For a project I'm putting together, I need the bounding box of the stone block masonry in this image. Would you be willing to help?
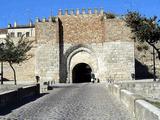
[37,8,135,82]
[108,83,160,120]
[59,14,104,43]
[35,21,58,44]
[32,8,134,83]
[117,81,160,100]
[1,8,135,83]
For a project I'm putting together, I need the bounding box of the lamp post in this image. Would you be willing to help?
[1,58,3,85]
[0,42,4,85]
[152,46,156,81]
[152,20,157,82]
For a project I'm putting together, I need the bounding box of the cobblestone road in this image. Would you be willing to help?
[1,83,135,120]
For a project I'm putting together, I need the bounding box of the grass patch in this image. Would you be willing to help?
[146,100,160,108]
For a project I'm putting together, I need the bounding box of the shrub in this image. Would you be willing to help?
[104,12,116,19]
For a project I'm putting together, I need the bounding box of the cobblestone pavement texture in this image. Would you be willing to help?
[1,83,135,120]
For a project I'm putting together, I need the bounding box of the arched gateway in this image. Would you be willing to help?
[66,47,98,83]
[1,9,135,83]
[72,63,92,83]
[34,9,135,84]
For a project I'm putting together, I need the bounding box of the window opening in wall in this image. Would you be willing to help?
[26,32,30,37]
[17,32,22,37]
[10,32,15,37]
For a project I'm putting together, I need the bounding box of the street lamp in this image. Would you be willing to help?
[152,46,156,82]
[152,20,157,82]
[0,42,4,85]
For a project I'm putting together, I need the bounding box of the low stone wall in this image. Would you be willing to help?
[120,89,143,116]
[135,100,160,120]
[0,90,17,108]
[0,84,25,93]
[108,83,160,120]
[117,81,160,99]
[0,84,40,108]
[109,84,121,99]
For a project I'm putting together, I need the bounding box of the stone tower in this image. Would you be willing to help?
[35,8,134,83]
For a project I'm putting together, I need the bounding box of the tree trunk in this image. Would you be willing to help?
[146,42,158,81]
[9,62,17,85]
[147,42,160,59]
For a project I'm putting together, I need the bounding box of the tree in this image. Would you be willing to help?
[0,35,33,85]
[125,11,160,81]
[104,12,116,19]
[136,44,149,63]
[124,11,160,58]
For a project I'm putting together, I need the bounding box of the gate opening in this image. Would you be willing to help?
[72,63,92,83]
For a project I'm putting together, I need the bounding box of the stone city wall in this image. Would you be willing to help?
[34,12,134,83]
[59,14,104,43]
[62,41,134,82]
[35,19,60,83]
[135,41,160,79]
[58,11,132,44]
[0,9,134,83]
[104,19,132,42]
[35,21,58,44]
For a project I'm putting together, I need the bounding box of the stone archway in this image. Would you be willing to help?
[67,47,98,83]
[72,63,92,83]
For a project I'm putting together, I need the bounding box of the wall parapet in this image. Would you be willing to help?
[58,8,104,16]
[35,17,58,23]
[0,84,40,108]
[108,83,160,120]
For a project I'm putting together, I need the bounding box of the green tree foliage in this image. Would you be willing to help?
[0,35,33,85]
[136,44,149,52]
[125,11,160,59]
[104,12,116,19]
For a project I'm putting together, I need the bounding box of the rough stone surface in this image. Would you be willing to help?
[1,83,135,120]
[62,42,134,82]
[135,41,160,79]
[104,19,132,42]
[35,44,59,82]
[1,11,135,83]
[135,100,160,120]
[35,22,58,44]
[59,14,104,43]
[35,13,134,83]
[118,81,160,100]
[109,82,160,120]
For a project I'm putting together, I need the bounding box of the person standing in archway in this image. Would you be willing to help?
[91,73,95,83]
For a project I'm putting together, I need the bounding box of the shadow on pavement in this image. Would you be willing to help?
[50,83,90,89]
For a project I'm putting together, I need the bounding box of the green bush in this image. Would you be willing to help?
[104,12,116,19]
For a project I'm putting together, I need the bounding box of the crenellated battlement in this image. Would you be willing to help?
[58,8,104,16]
[35,8,104,23]
[35,16,58,23]
[2,7,134,85]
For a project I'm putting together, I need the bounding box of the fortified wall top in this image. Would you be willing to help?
[57,8,105,43]
[58,8,104,16]
[34,8,104,22]
[35,8,132,44]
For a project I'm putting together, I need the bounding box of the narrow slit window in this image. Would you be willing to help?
[17,32,22,37]
[26,32,30,37]
[10,32,15,37]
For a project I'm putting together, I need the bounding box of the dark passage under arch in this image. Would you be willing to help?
[72,63,92,83]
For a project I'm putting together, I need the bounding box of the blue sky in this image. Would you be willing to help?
[0,0,160,28]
